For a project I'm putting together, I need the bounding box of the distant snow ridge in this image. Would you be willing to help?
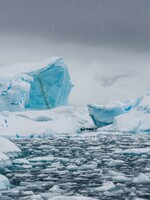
[88,91,150,133]
[0,57,72,111]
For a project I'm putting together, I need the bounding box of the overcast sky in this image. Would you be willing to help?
[0,0,150,63]
[0,0,150,50]
[0,0,150,105]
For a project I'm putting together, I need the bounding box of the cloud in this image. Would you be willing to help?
[0,0,150,50]
[0,0,150,105]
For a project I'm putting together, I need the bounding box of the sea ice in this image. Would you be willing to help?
[12,158,30,165]
[107,159,124,167]
[112,175,131,183]
[49,195,95,200]
[122,147,150,155]
[28,156,54,163]
[133,173,150,183]
[95,181,116,191]
[0,174,10,190]
[0,137,21,168]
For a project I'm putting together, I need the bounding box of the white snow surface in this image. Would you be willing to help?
[0,106,95,138]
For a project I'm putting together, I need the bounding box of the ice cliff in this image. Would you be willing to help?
[0,57,72,111]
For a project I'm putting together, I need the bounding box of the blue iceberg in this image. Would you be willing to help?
[88,92,150,133]
[88,98,141,128]
[0,57,72,111]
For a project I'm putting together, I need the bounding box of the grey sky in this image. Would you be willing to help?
[0,0,150,50]
[0,0,150,105]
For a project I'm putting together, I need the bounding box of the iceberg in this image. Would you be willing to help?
[0,57,72,111]
[93,92,150,133]
[88,98,140,128]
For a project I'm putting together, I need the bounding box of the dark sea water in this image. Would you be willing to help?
[1,133,150,200]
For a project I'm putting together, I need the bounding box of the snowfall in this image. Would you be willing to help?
[0,57,149,200]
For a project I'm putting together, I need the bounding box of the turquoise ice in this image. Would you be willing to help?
[0,57,72,111]
[88,97,142,128]
[26,58,72,109]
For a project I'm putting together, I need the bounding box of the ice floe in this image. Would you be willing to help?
[0,137,21,168]
[0,175,10,190]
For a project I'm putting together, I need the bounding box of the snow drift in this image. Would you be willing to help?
[0,57,72,111]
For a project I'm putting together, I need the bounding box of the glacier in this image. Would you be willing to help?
[0,57,72,111]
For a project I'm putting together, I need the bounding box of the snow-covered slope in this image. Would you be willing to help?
[0,57,72,111]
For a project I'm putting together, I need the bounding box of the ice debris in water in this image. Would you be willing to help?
[133,173,150,184]
[95,181,116,192]
[49,196,95,200]
[0,133,149,199]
